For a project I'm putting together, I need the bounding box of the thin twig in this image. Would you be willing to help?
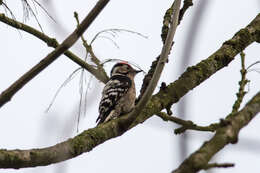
[89,28,148,66]
[45,67,82,112]
[90,28,148,45]
[178,0,193,24]
[156,112,218,134]
[21,0,44,32]
[203,163,235,170]
[0,0,110,108]
[247,60,260,70]
[1,1,16,20]
[231,52,249,115]
[31,0,56,22]
[74,11,107,76]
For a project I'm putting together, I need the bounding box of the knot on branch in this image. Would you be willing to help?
[219,119,238,144]
[225,126,238,144]
[160,82,167,90]
[46,38,58,47]
[219,118,231,127]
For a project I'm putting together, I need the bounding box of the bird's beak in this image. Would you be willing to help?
[134,70,142,74]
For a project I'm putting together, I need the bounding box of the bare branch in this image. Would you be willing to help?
[178,0,193,24]
[156,112,219,134]
[90,28,148,45]
[30,0,56,22]
[0,0,110,108]
[21,0,44,32]
[45,68,82,112]
[247,60,260,70]
[1,1,17,21]
[231,52,249,114]
[203,163,235,170]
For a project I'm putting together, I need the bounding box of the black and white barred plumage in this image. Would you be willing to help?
[96,62,141,124]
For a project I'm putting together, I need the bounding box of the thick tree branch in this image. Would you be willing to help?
[171,91,260,173]
[0,0,110,108]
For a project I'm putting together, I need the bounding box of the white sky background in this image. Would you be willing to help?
[0,0,260,173]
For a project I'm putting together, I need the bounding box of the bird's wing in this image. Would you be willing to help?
[96,75,132,124]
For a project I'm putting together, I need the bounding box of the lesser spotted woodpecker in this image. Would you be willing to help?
[96,62,141,124]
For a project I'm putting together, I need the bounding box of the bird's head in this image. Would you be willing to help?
[110,62,142,78]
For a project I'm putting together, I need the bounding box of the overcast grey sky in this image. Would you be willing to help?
[0,0,260,173]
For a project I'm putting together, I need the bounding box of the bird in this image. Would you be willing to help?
[96,62,141,124]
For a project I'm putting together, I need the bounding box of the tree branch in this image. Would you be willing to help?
[74,11,108,79]
[0,0,110,108]
[171,91,260,173]
[178,0,193,24]
[231,52,248,114]
[156,112,219,134]
[203,163,235,170]
[138,0,193,100]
